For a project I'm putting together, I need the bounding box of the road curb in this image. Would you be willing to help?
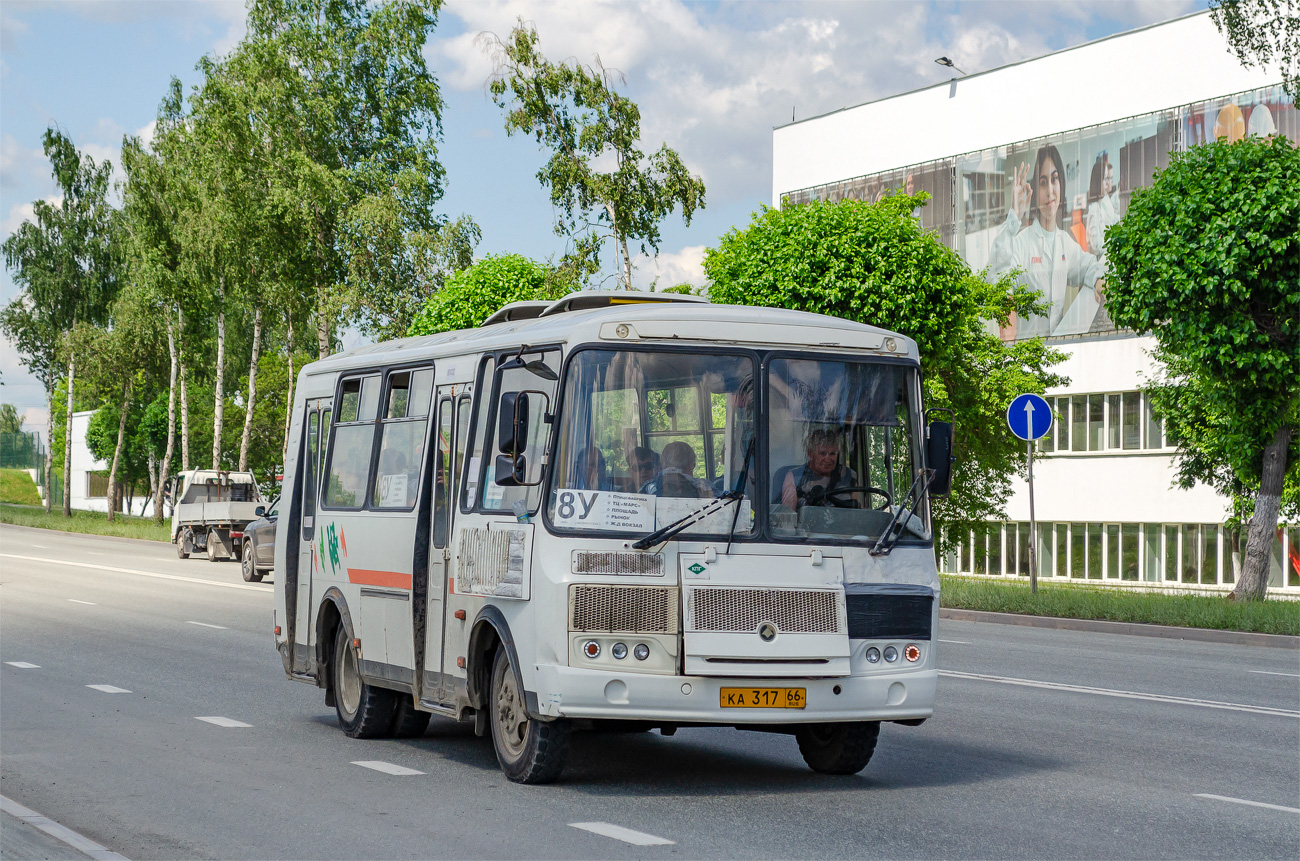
[0,520,170,547]
[939,608,1300,649]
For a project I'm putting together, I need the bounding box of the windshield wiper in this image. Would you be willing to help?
[869,468,935,557]
[631,491,743,551]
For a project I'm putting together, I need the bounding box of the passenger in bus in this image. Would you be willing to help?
[629,446,661,493]
[571,446,614,491]
[643,441,710,498]
[774,428,862,509]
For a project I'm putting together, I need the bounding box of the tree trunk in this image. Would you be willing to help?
[212,284,226,469]
[63,350,74,518]
[146,449,158,518]
[154,313,178,523]
[105,381,132,523]
[283,317,296,465]
[1233,425,1292,600]
[316,287,331,359]
[43,383,54,513]
[179,307,191,472]
[619,235,633,290]
[238,307,263,472]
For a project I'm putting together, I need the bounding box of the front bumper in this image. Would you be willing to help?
[532,663,936,723]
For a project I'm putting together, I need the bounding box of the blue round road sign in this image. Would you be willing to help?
[1007,393,1053,441]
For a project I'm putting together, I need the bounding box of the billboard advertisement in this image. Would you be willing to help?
[782,85,1298,342]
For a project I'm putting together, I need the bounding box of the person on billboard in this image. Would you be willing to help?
[990,143,1107,338]
[1086,154,1120,264]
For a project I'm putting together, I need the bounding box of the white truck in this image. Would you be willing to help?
[170,469,264,562]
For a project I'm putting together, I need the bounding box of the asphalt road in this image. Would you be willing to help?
[2,523,1297,860]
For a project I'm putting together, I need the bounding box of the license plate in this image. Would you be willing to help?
[719,687,806,709]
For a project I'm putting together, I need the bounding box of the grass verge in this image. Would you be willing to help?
[0,469,42,506]
[941,574,1299,637]
[0,503,170,543]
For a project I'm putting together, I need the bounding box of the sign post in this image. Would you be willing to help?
[1006,393,1053,594]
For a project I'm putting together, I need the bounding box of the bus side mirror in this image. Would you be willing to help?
[926,421,954,497]
[494,453,527,487]
[498,392,530,456]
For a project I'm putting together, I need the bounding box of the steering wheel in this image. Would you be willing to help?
[821,485,892,510]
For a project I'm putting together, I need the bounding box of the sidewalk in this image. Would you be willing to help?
[939,607,1300,649]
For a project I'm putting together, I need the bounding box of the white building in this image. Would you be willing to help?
[772,11,1298,592]
[68,410,155,517]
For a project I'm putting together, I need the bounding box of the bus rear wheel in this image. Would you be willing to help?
[332,626,397,738]
[489,647,569,784]
[795,721,880,775]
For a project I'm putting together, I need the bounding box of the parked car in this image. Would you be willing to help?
[241,496,279,583]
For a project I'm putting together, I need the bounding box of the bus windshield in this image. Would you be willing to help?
[549,349,756,538]
[767,357,925,543]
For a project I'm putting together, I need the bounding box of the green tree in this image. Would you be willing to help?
[2,129,122,516]
[0,403,22,435]
[407,254,576,336]
[1105,135,1299,600]
[1211,0,1300,101]
[702,194,1066,542]
[483,21,706,289]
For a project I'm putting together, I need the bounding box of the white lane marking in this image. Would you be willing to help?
[938,639,971,644]
[352,760,425,776]
[186,621,227,629]
[5,661,40,669]
[0,794,129,861]
[86,685,131,694]
[1249,670,1300,678]
[196,716,252,727]
[0,553,272,592]
[68,598,97,605]
[1194,793,1300,814]
[940,670,1300,718]
[570,822,675,846]
[29,544,47,548]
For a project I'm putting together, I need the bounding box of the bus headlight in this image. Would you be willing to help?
[633,643,650,661]
[883,646,899,663]
[611,642,628,660]
[866,647,881,663]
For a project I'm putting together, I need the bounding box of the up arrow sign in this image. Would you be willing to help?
[1007,393,1052,442]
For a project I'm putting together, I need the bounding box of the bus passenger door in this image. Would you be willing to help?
[295,400,329,674]
[424,390,460,702]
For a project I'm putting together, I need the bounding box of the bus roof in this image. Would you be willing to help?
[307,299,918,378]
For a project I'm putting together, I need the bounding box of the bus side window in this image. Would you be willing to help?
[462,357,495,511]
[432,396,453,547]
[323,375,381,509]
[371,368,433,510]
[301,409,319,540]
[482,349,560,514]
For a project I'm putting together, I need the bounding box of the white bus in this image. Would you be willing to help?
[274,292,953,783]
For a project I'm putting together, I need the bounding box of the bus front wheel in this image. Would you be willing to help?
[332,626,396,738]
[795,721,880,775]
[489,647,569,784]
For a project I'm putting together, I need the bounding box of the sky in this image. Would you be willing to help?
[0,0,1201,429]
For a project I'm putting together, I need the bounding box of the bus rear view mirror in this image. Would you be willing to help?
[926,421,954,497]
[498,392,530,455]
[494,453,528,487]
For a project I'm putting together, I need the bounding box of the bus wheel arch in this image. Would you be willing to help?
[315,589,356,704]
[467,607,537,720]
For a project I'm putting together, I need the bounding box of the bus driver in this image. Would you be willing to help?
[775,428,862,509]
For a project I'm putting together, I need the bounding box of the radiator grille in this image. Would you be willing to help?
[569,585,678,634]
[689,587,842,634]
[572,551,665,576]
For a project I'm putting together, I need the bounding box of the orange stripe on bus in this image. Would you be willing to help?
[348,568,412,590]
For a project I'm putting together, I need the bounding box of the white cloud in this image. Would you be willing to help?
[2,195,59,235]
[633,243,707,290]
[435,1,1189,209]
[0,133,44,193]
